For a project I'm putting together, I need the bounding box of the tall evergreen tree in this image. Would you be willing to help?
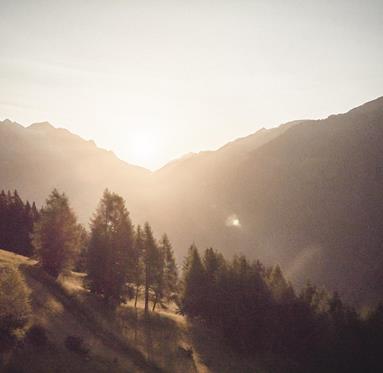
[133,225,144,308]
[74,224,89,272]
[202,248,224,320]
[267,264,295,303]
[0,190,39,256]
[142,222,157,315]
[0,190,8,249]
[86,189,134,304]
[151,242,164,312]
[161,234,178,303]
[32,189,80,278]
[180,244,206,317]
[150,233,178,311]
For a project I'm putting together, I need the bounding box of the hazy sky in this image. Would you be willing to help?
[1,0,382,169]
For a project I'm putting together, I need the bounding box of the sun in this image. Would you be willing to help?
[125,129,161,170]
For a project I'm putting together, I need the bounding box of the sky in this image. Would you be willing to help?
[0,0,382,170]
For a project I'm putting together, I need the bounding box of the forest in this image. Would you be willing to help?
[1,188,383,373]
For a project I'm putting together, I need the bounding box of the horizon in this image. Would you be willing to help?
[1,0,383,169]
[1,93,380,171]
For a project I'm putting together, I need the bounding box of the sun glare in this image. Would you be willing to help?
[226,214,241,228]
[232,218,240,226]
[125,129,161,170]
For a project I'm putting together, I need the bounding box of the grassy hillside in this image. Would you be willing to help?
[0,249,278,373]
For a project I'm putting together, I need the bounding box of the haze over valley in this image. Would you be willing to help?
[2,95,383,305]
[2,1,383,372]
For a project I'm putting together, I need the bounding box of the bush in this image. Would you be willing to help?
[0,265,31,334]
[64,335,89,355]
[26,324,48,346]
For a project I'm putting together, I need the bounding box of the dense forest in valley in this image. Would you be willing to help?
[1,189,383,372]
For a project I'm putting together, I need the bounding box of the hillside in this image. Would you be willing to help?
[146,97,383,305]
[1,96,383,305]
[1,249,280,373]
[0,120,150,223]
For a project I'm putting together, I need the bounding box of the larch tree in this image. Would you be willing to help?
[133,224,144,308]
[32,189,80,278]
[142,222,157,315]
[161,234,178,304]
[86,189,134,304]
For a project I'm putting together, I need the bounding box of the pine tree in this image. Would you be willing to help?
[161,234,178,303]
[0,190,39,256]
[151,243,164,312]
[0,190,7,250]
[203,248,224,320]
[180,244,206,317]
[32,189,80,278]
[133,225,144,308]
[267,264,294,303]
[86,189,134,304]
[142,222,157,315]
[74,224,89,272]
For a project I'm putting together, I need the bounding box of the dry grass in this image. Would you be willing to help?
[0,249,277,372]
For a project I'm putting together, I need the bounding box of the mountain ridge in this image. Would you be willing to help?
[1,95,383,305]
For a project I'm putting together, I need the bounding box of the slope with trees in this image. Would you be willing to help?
[1,96,383,304]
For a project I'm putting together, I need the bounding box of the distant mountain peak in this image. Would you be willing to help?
[0,118,23,129]
[28,121,55,131]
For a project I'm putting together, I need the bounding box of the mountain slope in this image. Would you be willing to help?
[149,97,383,304]
[0,120,151,223]
[1,96,383,304]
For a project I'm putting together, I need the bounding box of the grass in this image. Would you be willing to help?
[0,249,152,372]
[0,249,288,372]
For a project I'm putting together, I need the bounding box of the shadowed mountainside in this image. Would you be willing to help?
[0,120,150,223]
[1,96,383,304]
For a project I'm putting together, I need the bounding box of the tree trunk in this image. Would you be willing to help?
[134,283,139,308]
[145,263,150,316]
[152,295,157,312]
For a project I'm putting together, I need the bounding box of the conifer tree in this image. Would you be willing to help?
[32,189,80,278]
[267,264,294,303]
[0,190,8,249]
[0,190,39,256]
[161,234,178,303]
[74,224,89,272]
[180,244,206,317]
[150,233,178,311]
[86,189,134,304]
[142,222,157,315]
[151,244,164,312]
[133,225,144,308]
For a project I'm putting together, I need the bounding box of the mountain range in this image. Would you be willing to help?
[1,96,383,305]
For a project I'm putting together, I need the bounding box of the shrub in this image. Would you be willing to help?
[64,335,89,355]
[0,265,31,334]
[26,324,48,346]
